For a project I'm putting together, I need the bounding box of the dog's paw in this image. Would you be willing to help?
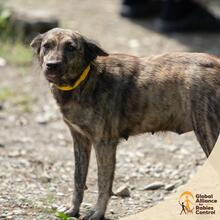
[64,206,79,218]
[82,210,95,220]
[88,211,104,220]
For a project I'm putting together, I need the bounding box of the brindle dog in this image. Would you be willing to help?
[31,28,220,220]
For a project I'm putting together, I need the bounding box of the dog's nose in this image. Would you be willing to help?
[46,61,62,69]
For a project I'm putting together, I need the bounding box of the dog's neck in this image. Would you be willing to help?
[50,62,99,106]
[53,64,91,91]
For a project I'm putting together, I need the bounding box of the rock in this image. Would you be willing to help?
[128,39,140,49]
[81,202,92,208]
[115,185,130,197]
[0,57,6,67]
[16,117,28,126]
[5,213,13,220]
[143,182,165,190]
[130,185,136,190]
[110,209,114,214]
[57,192,64,196]
[165,183,176,191]
[0,213,7,218]
[13,209,24,215]
[57,205,67,213]
[0,104,3,110]
[0,143,5,148]
[35,112,52,125]
[40,173,51,183]
[49,186,56,192]
[152,173,161,178]
[8,150,26,157]
[167,145,178,152]
[10,9,59,42]
[51,204,58,210]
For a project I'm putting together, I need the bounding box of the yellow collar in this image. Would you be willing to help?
[53,64,91,91]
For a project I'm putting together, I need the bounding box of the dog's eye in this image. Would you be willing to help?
[43,43,51,50]
[65,43,76,52]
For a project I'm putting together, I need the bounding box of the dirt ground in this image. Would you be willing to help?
[1,0,220,219]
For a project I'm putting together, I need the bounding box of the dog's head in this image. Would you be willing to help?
[31,28,108,86]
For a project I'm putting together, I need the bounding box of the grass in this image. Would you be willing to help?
[0,87,34,112]
[12,94,34,113]
[0,40,33,66]
[0,4,33,66]
[55,211,71,220]
[0,87,13,102]
[41,192,56,206]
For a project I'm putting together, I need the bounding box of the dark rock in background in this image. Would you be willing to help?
[10,9,59,42]
[0,5,59,43]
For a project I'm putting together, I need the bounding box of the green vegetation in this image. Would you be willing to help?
[0,87,13,102]
[13,94,34,113]
[55,211,70,220]
[0,41,32,65]
[0,4,32,65]
[0,87,34,112]
[40,192,56,206]
[0,6,11,36]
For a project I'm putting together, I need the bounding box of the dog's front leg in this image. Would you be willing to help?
[88,140,118,220]
[65,130,91,217]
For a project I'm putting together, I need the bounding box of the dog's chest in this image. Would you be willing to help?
[60,101,97,140]
[63,116,87,136]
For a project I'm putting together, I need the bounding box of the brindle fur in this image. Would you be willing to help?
[31,28,220,220]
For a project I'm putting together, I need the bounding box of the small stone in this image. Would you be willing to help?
[130,185,135,190]
[128,39,140,49]
[82,202,92,208]
[0,57,6,67]
[13,209,24,215]
[57,205,67,212]
[57,192,64,196]
[0,143,5,148]
[16,117,28,126]
[40,173,52,183]
[0,213,7,218]
[49,186,56,192]
[115,185,130,197]
[8,150,26,157]
[165,183,176,191]
[143,182,165,190]
[110,209,114,214]
[67,217,77,220]
[51,204,58,210]
[35,113,50,125]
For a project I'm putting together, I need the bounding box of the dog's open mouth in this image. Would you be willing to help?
[46,73,58,82]
[45,71,65,83]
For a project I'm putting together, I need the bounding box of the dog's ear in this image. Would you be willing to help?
[30,34,44,54]
[84,38,108,62]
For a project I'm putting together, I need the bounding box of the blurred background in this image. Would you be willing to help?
[0,0,219,219]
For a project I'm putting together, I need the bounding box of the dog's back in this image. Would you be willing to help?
[95,52,220,156]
